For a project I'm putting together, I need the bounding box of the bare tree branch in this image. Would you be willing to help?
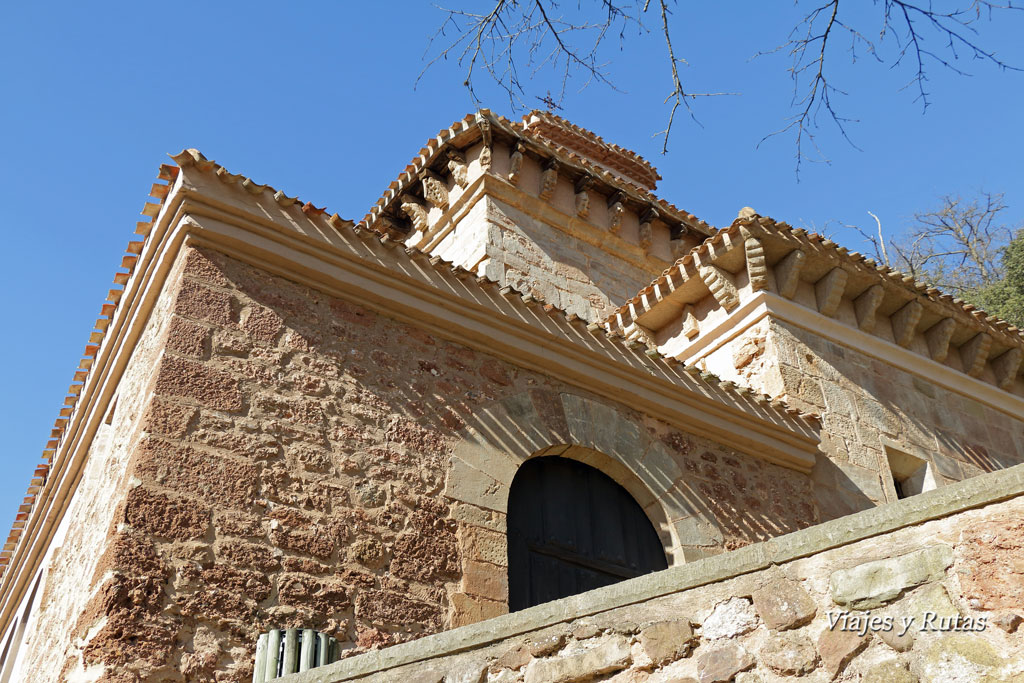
[421,1,1022,167]
[847,192,1017,295]
[760,0,1022,176]
[420,1,731,152]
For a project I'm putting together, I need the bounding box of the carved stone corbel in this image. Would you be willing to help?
[743,236,768,291]
[400,196,429,233]
[508,142,524,185]
[378,214,411,241]
[607,191,625,235]
[478,118,493,171]
[960,332,992,377]
[446,150,468,188]
[421,172,449,208]
[993,347,1023,389]
[539,158,558,201]
[638,208,658,253]
[890,300,924,348]
[683,304,700,340]
[815,268,848,317]
[699,264,740,312]
[574,175,593,219]
[854,284,884,332]
[775,249,805,299]
[925,318,957,362]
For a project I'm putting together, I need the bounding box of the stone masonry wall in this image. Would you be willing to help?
[423,140,698,324]
[12,251,188,683]
[288,478,1024,683]
[477,196,667,323]
[50,246,818,682]
[767,320,1024,521]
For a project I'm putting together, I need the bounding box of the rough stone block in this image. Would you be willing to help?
[174,280,233,325]
[817,628,867,677]
[919,635,1002,683]
[643,438,686,490]
[955,518,1024,611]
[695,642,754,683]
[123,486,209,540]
[166,316,210,358]
[638,619,694,666]
[153,355,243,412]
[751,578,816,630]
[459,525,507,567]
[758,631,818,675]
[862,660,917,683]
[523,635,631,683]
[445,457,508,513]
[492,643,532,672]
[701,597,759,640]
[877,623,915,653]
[829,544,954,609]
[462,559,509,602]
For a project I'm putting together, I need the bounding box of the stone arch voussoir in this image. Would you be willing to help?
[443,390,723,566]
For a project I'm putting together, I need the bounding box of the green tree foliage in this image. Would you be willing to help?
[970,230,1024,327]
[853,191,1023,327]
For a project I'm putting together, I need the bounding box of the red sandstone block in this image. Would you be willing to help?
[123,486,210,540]
[141,399,197,439]
[133,437,258,510]
[182,248,230,286]
[166,317,210,359]
[174,280,234,326]
[153,355,243,412]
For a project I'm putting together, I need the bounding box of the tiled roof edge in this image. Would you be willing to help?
[0,163,179,578]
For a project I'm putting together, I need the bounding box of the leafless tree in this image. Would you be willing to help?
[421,1,1021,163]
[847,192,1017,296]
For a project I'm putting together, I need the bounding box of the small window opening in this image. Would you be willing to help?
[887,448,936,499]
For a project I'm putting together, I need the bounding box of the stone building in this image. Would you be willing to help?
[0,111,1021,682]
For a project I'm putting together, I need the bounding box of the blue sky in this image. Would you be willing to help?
[1,2,1022,537]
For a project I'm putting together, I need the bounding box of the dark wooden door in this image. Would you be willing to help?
[507,456,668,611]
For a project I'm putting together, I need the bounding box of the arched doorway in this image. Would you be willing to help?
[506,456,668,611]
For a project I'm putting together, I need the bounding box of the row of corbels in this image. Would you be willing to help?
[362,110,716,250]
[503,141,693,260]
[360,112,482,233]
[514,130,712,234]
[613,216,1024,390]
[755,217,1022,336]
[745,218,1024,388]
[517,110,661,185]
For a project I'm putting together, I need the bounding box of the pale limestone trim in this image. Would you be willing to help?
[482,174,668,272]
[443,391,723,567]
[277,463,1024,683]
[674,291,1024,422]
[0,176,192,632]
[660,293,771,364]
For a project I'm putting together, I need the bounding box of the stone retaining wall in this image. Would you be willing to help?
[279,463,1024,683]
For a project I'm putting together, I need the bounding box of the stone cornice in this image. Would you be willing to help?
[670,292,1024,422]
[360,110,713,242]
[414,173,676,276]
[175,188,820,463]
[613,217,1024,397]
